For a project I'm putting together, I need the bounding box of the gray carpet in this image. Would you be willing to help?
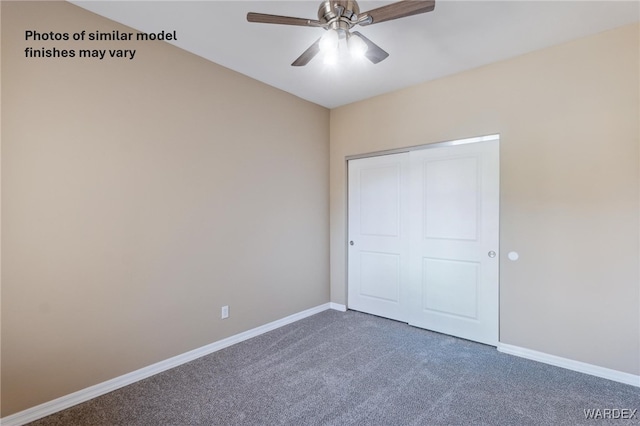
[29,310,639,425]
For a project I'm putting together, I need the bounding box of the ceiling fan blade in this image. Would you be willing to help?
[247,12,323,27]
[360,0,435,26]
[292,38,322,66]
[352,32,389,64]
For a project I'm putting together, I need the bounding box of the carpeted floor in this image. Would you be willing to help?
[29,309,639,425]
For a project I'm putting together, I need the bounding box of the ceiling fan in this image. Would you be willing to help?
[247,0,435,66]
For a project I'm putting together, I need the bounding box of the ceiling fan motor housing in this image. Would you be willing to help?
[318,0,361,31]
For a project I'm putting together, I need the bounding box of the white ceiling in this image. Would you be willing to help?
[70,1,639,108]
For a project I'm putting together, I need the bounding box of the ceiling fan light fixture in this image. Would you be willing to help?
[348,33,368,59]
[319,28,339,53]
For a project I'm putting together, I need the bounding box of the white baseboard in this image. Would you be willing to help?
[329,302,347,312]
[497,343,640,388]
[0,303,335,426]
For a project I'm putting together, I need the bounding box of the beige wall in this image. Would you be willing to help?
[330,24,640,376]
[1,1,329,416]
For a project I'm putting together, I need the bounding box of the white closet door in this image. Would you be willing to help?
[406,140,499,345]
[348,137,500,345]
[347,153,410,322]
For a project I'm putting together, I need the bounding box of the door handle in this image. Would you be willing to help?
[349,241,355,246]
[488,251,496,258]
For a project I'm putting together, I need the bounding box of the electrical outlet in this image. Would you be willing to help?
[221,305,229,319]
